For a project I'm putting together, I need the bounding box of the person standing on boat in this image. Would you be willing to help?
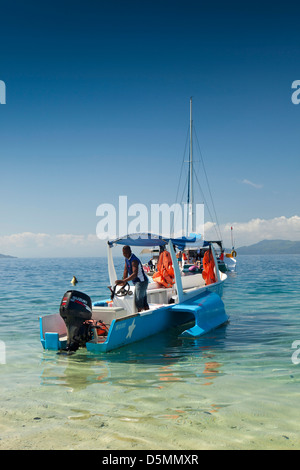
[176,250,182,268]
[116,245,149,312]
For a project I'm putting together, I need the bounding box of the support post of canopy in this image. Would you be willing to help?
[168,241,184,303]
[210,244,221,283]
[107,242,117,286]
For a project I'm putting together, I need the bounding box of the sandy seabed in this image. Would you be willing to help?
[0,372,299,450]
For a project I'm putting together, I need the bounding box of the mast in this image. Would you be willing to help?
[185,97,195,236]
[189,97,194,233]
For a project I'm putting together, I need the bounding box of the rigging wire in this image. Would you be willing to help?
[193,127,223,241]
[174,126,189,205]
[172,118,223,242]
[193,169,222,241]
[171,126,190,236]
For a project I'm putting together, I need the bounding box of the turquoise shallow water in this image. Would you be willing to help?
[0,255,299,449]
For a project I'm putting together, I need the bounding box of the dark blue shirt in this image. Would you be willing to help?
[125,254,147,284]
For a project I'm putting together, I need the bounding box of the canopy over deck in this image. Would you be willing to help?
[107,232,204,250]
[107,233,221,303]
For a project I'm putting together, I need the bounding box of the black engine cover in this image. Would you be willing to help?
[59,290,92,351]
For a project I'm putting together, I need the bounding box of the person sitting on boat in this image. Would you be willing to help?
[148,258,154,271]
[115,245,149,312]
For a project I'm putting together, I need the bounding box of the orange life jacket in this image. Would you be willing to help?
[153,250,175,288]
[202,250,216,285]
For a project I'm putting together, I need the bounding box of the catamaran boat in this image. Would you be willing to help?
[39,233,228,354]
[39,100,232,354]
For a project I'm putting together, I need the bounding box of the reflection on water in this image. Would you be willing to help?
[40,325,227,401]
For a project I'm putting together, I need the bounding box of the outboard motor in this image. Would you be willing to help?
[59,290,92,352]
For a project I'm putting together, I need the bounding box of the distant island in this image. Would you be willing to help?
[237,239,300,255]
[0,253,17,258]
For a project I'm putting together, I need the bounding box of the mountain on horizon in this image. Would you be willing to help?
[237,239,300,254]
[0,253,17,259]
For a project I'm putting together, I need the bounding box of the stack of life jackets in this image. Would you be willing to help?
[202,249,216,285]
[152,250,175,288]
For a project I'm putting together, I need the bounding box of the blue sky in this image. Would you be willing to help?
[1,0,300,256]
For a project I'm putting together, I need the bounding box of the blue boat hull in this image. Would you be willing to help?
[86,287,228,353]
[39,282,228,354]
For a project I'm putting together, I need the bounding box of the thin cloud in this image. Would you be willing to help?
[242,179,263,189]
[205,215,300,247]
[0,232,103,257]
[2,216,300,256]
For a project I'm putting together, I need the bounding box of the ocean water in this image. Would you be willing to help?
[0,255,299,450]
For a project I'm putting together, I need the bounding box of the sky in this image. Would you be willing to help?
[1,0,300,257]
